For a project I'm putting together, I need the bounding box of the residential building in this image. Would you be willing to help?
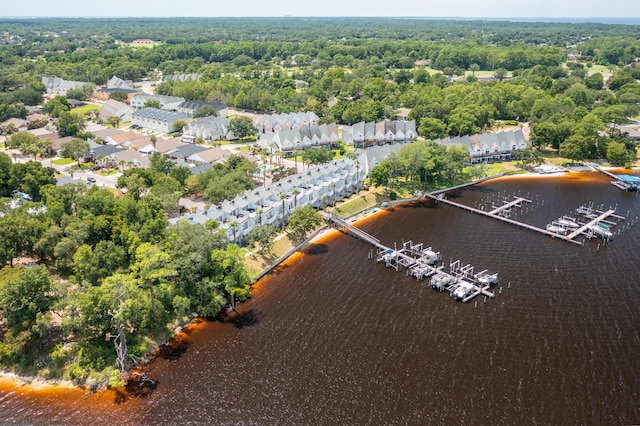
[153,138,186,154]
[342,120,417,147]
[163,74,201,82]
[176,100,228,118]
[259,123,339,155]
[130,94,185,110]
[186,147,230,165]
[167,144,209,162]
[103,131,140,146]
[254,112,319,134]
[131,108,189,133]
[99,99,134,122]
[106,76,135,91]
[108,149,150,169]
[433,128,528,163]
[182,116,231,141]
[1,118,28,132]
[95,87,140,102]
[170,158,362,243]
[41,76,85,96]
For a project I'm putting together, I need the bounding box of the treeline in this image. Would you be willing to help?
[0,152,252,386]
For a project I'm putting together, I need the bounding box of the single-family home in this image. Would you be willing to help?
[100,99,135,122]
[1,118,28,132]
[103,131,140,146]
[186,147,230,165]
[167,144,209,162]
[108,149,150,169]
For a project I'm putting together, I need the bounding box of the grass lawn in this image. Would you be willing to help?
[540,150,572,166]
[98,169,118,176]
[53,157,75,165]
[71,104,100,117]
[334,188,387,218]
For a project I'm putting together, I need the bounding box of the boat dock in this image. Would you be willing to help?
[424,194,583,245]
[326,213,496,303]
[588,163,640,191]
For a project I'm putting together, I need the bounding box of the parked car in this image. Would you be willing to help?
[87,177,96,183]
[90,165,102,171]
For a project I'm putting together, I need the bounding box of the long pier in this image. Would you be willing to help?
[566,210,616,240]
[326,213,496,303]
[424,194,583,245]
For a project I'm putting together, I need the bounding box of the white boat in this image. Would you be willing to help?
[475,269,498,286]
[430,273,454,291]
[587,224,613,239]
[546,224,568,234]
[452,281,475,301]
[420,249,439,265]
[557,218,579,228]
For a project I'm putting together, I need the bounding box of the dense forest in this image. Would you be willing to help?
[1,18,640,387]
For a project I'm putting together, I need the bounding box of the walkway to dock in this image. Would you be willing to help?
[325,213,495,303]
[488,196,531,215]
[587,163,620,180]
[424,194,583,245]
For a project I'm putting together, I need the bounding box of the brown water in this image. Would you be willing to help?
[1,172,639,425]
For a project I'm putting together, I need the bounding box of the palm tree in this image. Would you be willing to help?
[279,192,287,229]
[331,182,337,206]
[230,221,238,244]
[292,188,300,210]
[118,159,126,172]
[107,115,120,129]
[256,208,263,226]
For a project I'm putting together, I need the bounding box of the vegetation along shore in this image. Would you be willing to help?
[0,17,639,393]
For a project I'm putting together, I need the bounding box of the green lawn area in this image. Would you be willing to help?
[539,150,572,166]
[71,104,100,117]
[53,157,75,165]
[98,169,118,176]
[334,189,386,219]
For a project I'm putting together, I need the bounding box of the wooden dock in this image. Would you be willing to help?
[488,196,531,215]
[326,213,496,303]
[566,209,616,240]
[424,194,583,245]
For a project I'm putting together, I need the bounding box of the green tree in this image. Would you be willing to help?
[418,117,448,140]
[302,147,333,165]
[60,138,90,166]
[193,105,220,118]
[559,135,589,163]
[143,99,163,109]
[606,141,630,166]
[0,265,52,332]
[56,112,86,138]
[131,242,175,313]
[109,91,129,102]
[247,224,277,254]
[107,115,121,129]
[228,116,256,140]
[286,205,323,241]
[43,96,71,118]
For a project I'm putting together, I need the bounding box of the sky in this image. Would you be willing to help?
[0,0,637,19]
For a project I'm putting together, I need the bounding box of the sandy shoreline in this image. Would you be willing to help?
[0,371,78,391]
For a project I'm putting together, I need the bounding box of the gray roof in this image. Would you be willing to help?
[92,145,123,157]
[168,144,209,159]
[178,100,227,112]
[132,108,189,122]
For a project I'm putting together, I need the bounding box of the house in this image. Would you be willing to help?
[121,135,152,151]
[91,144,123,161]
[167,144,209,162]
[103,131,140,146]
[108,149,150,169]
[342,120,416,147]
[41,76,86,96]
[414,59,432,67]
[186,147,230,165]
[90,128,123,142]
[100,99,134,122]
[153,138,186,154]
[1,118,28,132]
[130,94,185,110]
[95,87,140,102]
[131,108,189,133]
[176,100,228,118]
[106,76,135,91]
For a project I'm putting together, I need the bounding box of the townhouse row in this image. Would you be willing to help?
[170,158,362,242]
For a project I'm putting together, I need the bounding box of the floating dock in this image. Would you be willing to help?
[326,213,496,303]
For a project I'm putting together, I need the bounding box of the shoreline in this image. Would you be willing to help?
[1,166,632,393]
